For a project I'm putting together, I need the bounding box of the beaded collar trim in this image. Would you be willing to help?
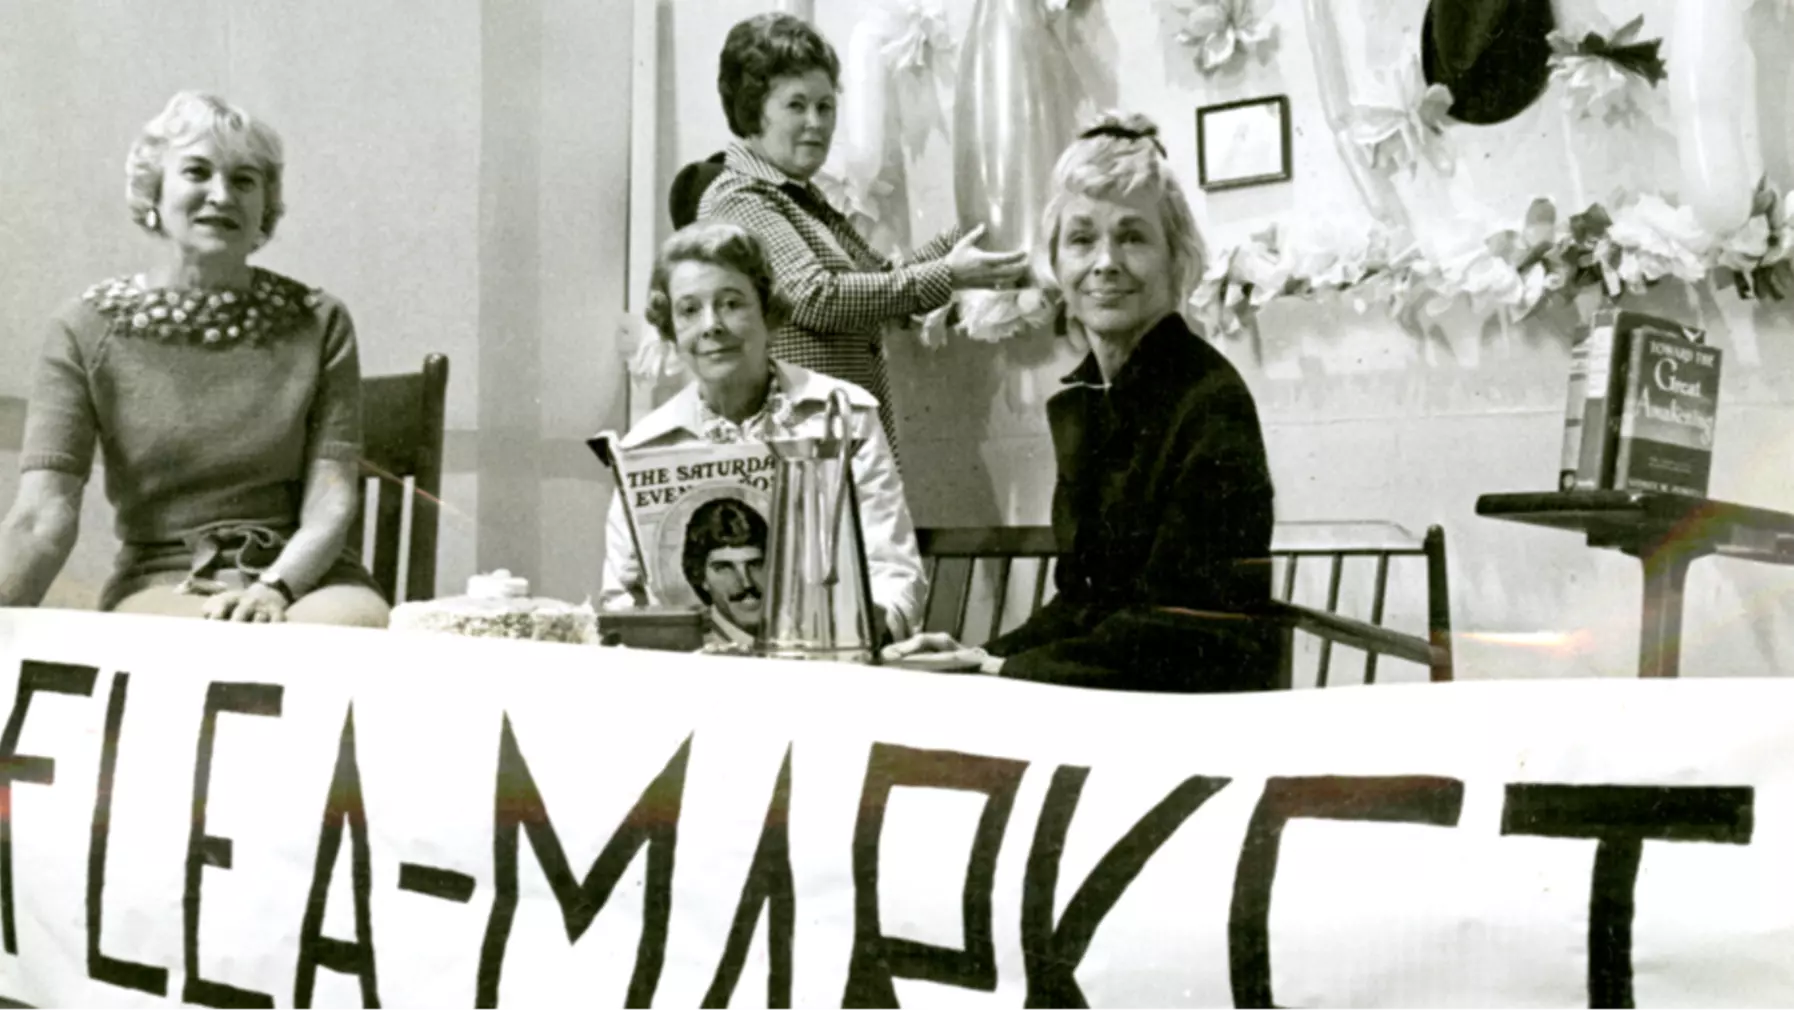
[82,267,324,347]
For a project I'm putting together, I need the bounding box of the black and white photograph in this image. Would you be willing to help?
[1,0,1794,1005]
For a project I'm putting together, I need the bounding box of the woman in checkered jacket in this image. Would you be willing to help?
[697,13,1030,451]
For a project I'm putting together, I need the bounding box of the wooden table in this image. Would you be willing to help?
[1476,491,1794,678]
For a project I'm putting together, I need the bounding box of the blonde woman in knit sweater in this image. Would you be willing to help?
[0,92,387,626]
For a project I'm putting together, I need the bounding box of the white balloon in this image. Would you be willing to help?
[836,19,889,189]
[1300,0,1412,234]
[953,0,1081,254]
[1746,0,1794,189]
[1668,0,1763,232]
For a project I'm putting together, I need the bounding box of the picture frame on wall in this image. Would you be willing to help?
[1196,95,1292,192]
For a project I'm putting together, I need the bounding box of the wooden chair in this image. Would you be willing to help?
[669,152,727,228]
[1267,521,1454,687]
[916,526,1060,644]
[913,521,1454,686]
[355,354,449,604]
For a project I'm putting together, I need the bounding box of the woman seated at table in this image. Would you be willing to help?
[888,113,1282,692]
[699,12,1029,450]
[0,91,387,626]
[601,221,926,642]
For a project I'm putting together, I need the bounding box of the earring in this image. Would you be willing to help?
[144,208,160,233]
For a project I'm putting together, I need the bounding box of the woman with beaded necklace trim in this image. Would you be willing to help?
[0,92,388,626]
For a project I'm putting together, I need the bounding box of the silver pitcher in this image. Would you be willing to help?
[756,389,880,664]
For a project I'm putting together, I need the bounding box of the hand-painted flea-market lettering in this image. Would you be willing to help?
[0,657,1762,1009]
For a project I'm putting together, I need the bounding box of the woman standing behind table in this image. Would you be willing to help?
[700,12,1030,450]
[0,92,388,626]
[888,113,1282,692]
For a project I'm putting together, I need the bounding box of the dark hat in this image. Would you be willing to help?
[1421,0,1555,125]
[669,152,728,230]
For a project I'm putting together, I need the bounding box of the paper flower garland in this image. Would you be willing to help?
[921,184,1784,346]
[1191,227,1293,339]
[1716,178,1794,299]
[1348,57,1455,177]
[1595,192,1710,294]
[1427,199,1564,319]
[1171,0,1277,75]
[919,288,1060,348]
[1191,224,1408,339]
[1188,185,1789,340]
[959,289,1059,343]
[1547,15,1668,127]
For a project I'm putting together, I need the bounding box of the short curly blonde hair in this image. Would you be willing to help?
[644,221,789,341]
[126,92,286,239]
[1033,111,1207,305]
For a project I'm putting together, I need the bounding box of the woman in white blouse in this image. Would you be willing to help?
[601,221,926,642]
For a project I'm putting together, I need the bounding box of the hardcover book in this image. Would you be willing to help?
[1563,308,1717,495]
[1609,317,1720,496]
[1558,310,1605,491]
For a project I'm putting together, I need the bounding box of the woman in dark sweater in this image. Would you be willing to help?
[888,113,1281,692]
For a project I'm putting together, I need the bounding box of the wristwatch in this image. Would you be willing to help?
[257,573,296,604]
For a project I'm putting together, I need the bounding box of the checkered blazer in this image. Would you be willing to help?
[697,142,962,449]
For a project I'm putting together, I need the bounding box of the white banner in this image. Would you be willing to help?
[0,608,1789,1007]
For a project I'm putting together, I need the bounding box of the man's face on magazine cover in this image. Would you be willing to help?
[704,545,766,631]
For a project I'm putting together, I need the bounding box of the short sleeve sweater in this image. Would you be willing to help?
[19,267,363,545]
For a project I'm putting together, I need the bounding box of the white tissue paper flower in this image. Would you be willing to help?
[1174,0,1277,74]
[1600,193,1711,293]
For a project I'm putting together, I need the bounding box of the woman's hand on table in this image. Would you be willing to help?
[882,632,1003,674]
[201,583,289,623]
[946,225,1030,290]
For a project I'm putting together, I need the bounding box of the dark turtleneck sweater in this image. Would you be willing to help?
[985,312,1281,692]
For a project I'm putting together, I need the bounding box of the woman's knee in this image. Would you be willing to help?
[286,586,391,628]
[108,585,208,618]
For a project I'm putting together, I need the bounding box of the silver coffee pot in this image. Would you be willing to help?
[756,389,880,663]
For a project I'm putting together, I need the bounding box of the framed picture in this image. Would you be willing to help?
[1196,95,1292,191]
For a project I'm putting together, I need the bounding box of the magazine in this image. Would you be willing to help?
[591,435,777,614]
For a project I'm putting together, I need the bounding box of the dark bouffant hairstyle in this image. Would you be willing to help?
[716,13,840,138]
